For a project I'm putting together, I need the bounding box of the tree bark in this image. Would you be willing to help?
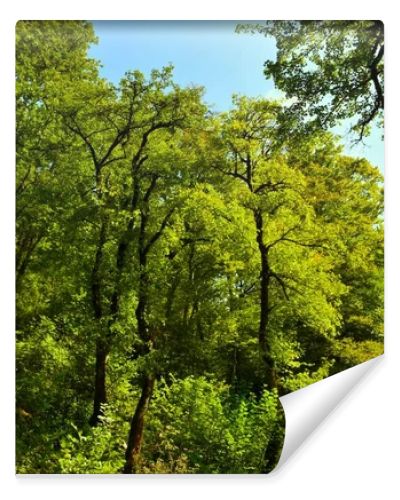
[109,209,137,323]
[123,207,153,473]
[123,374,155,473]
[253,209,277,390]
[125,181,172,468]
[89,220,108,426]
[133,202,152,351]
[89,341,108,426]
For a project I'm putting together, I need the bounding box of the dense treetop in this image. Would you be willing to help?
[237,21,384,140]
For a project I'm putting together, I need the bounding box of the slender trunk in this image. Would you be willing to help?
[125,189,169,469]
[91,219,134,426]
[253,209,277,390]
[91,221,107,319]
[124,211,153,472]
[254,211,283,470]
[109,214,136,322]
[89,220,108,426]
[123,374,155,473]
[259,250,277,389]
[109,241,126,320]
[135,259,148,345]
[135,209,150,349]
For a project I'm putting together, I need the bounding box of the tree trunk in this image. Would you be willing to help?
[89,341,108,426]
[89,220,108,426]
[125,192,169,470]
[109,214,136,323]
[254,209,277,390]
[123,375,155,474]
[135,263,149,344]
[124,213,154,473]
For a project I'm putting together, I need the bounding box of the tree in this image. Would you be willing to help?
[282,131,384,385]
[16,21,383,475]
[16,21,98,291]
[237,21,384,140]
[61,69,206,429]
[213,97,344,393]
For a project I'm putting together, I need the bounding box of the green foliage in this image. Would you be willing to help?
[143,377,284,473]
[283,361,333,393]
[332,339,384,373]
[237,21,384,139]
[16,21,383,474]
[58,411,128,474]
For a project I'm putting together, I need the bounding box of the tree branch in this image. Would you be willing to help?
[269,271,290,300]
[144,207,176,255]
[143,174,159,203]
[254,181,287,194]
[66,121,99,168]
[265,224,302,252]
[370,43,384,109]
[279,237,328,250]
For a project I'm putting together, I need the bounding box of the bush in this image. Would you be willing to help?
[142,376,284,473]
[58,412,128,473]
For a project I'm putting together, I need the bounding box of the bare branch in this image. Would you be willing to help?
[238,282,257,297]
[269,271,290,300]
[254,180,287,194]
[131,120,182,173]
[279,237,328,250]
[144,207,176,255]
[66,121,99,167]
[226,170,249,185]
[86,126,115,139]
[98,127,130,168]
[370,42,384,109]
[166,237,211,260]
[143,174,159,203]
[16,165,32,196]
[265,224,302,252]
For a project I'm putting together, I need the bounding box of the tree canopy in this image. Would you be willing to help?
[16,21,383,474]
[237,21,384,140]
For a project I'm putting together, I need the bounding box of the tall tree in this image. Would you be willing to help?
[122,119,212,472]
[215,97,345,392]
[61,66,206,426]
[16,21,98,292]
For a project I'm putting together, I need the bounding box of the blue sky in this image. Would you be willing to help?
[89,21,384,171]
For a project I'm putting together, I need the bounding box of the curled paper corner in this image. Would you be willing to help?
[274,355,384,471]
